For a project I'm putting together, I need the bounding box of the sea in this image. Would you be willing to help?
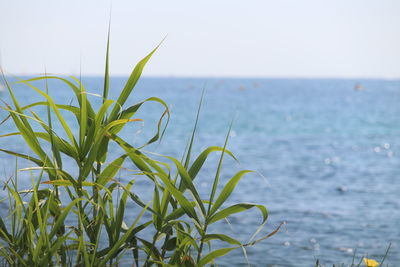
[0,77,399,266]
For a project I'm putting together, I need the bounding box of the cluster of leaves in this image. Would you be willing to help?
[0,37,276,266]
[314,245,391,267]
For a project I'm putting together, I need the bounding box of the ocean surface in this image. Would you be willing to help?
[0,77,399,266]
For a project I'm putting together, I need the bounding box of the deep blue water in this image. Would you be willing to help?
[0,77,399,266]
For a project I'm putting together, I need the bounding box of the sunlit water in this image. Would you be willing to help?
[0,77,399,266]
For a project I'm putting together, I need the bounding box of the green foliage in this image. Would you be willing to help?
[314,244,391,267]
[0,36,275,266]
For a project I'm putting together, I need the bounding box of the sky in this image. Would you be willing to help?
[0,0,400,78]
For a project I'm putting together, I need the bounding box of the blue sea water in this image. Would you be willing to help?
[0,77,399,266]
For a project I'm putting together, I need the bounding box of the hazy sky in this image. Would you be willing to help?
[1,0,400,78]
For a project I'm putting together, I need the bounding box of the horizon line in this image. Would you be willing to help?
[2,73,400,81]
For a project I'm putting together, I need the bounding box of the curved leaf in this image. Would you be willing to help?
[198,247,237,266]
[96,155,127,186]
[0,148,44,166]
[18,80,79,152]
[156,172,198,222]
[164,156,206,216]
[19,76,96,118]
[108,41,163,121]
[203,233,242,246]
[187,146,237,184]
[208,203,268,224]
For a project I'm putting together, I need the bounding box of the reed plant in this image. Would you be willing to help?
[0,35,277,266]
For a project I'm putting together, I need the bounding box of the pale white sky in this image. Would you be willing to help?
[1,0,400,78]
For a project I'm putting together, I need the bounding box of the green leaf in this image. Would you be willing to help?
[96,155,127,186]
[49,198,83,239]
[44,77,63,170]
[164,207,190,222]
[203,234,242,246]
[0,248,13,265]
[138,237,162,263]
[98,96,170,164]
[98,202,150,266]
[48,230,73,259]
[183,88,204,171]
[186,146,237,188]
[0,214,11,242]
[92,99,114,163]
[19,76,96,119]
[33,132,78,159]
[208,120,234,212]
[103,23,110,102]
[162,237,177,251]
[156,172,198,222]
[22,101,81,118]
[114,181,133,241]
[78,79,88,148]
[4,185,23,229]
[108,41,163,121]
[164,156,206,216]
[153,185,162,230]
[2,106,55,176]
[209,170,253,216]
[208,203,268,224]
[198,247,237,266]
[124,221,152,244]
[42,180,93,187]
[94,99,114,132]
[112,97,170,148]
[80,118,141,180]
[109,134,158,182]
[0,148,44,167]
[126,189,157,215]
[17,80,79,153]
[245,222,284,246]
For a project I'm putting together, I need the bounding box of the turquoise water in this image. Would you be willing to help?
[0,77,399,266]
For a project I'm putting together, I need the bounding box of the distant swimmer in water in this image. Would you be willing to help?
[354,83,363,91]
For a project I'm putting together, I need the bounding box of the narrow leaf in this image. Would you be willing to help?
[209,170,253,216]
[198,247,237,266]
[108,40,164,121]
[208,203,268,224]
